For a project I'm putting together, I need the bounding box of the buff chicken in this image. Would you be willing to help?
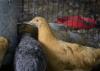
[0,36,8,67]
[26,17,100,71]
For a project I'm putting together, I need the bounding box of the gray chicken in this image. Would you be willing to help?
[49,23,86,44]
[49,23,100,47]
[14,33,47,71]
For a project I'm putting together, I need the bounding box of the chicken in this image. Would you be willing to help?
[0,36,8,67]
[49,23,68,41]
[17,24,38,42]
[26,16,100,71]
[49,23,86,45]
[49,23,67,31]
[14,33,47,71]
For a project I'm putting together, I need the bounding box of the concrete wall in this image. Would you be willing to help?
[0,0,17,47]
[0,0,19,70]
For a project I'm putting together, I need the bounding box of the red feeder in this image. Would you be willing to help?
[56,16,96,30]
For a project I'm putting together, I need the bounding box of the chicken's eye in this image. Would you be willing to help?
[36,19,39,22]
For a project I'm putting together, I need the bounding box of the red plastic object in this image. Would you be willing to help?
[56,16,96,29]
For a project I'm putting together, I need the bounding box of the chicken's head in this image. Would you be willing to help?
[26,17,48,28]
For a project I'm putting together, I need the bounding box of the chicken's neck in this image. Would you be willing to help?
[38,23,57,43]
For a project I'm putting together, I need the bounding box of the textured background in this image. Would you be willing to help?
[22,0,100,22]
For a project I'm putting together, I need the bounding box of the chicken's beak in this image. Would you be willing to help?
[24,20,33,26]
[24,21,38,28]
